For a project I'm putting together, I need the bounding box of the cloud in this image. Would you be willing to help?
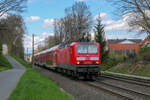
[42,18,55,28]
[94,12,134,32]
[104,20,130,32]
[96,12,144,32]
[25,16,40,22]
[24,32,54,49]
[105,33,146,40]
[94,13,108,21]
[93,12,146,39]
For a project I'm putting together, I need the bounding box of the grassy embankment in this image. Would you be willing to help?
[0,54,12,71]
[104,47,150,77]
[9,55,75,100]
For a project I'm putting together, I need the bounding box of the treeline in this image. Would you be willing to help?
[0,0,27,59]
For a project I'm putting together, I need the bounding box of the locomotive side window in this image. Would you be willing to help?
[76,45,98,54]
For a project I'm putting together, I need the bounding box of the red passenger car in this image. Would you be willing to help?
[34,42,101,79]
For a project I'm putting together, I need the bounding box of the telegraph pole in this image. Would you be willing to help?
[32,34,34,66]
[26,48,28,62]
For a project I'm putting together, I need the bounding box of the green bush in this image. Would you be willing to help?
[127,53,136,59]
[139,47,150,62]
[139,47,150,54]
[101,53,127,71]
[141,51,150,62]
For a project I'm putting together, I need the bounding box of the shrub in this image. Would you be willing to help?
[139,47,150,54]
[101,53,127,71]
[127,53,136,59]
[141,51,150,62]
[139,47,150,62]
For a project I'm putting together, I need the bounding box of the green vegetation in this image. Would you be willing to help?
[9,56,75,100]
[0,54,12,71]
[101,53,127,71]
[106,47,150,77]
[94,15,108,63]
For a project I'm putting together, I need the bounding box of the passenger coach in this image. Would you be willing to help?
[34,42,101,80]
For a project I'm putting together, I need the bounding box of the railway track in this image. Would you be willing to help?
[81,74,150,100]
[101,74,150,87]
[84,82,132,100]
[85,80,150,100]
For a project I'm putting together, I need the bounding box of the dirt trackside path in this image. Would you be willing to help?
[0,55,26,100]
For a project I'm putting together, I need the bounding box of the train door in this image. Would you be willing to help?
[53,53,56,66]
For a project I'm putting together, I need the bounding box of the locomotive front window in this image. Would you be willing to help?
[76,45,98,54]
[76,45,88,53]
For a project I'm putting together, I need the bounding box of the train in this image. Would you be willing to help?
[34,42,101,80]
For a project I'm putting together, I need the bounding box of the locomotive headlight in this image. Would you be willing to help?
[90,57,99,60]
[96,61,99,64]
[77,57,86,60]
[77,61,80,64]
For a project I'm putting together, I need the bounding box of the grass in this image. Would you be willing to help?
[134,64,150,77]
[101,53,127,71]
[107,59,150,77]
[104,50,150,77]
[0,54,12,71]
[9,56,75,100]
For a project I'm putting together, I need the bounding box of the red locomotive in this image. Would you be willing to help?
[34,42,101,80]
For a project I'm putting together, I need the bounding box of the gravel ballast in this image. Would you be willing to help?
[33,66,127,100]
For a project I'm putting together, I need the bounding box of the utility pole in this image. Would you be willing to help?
[32,34,34,66]
[26,48,28,62]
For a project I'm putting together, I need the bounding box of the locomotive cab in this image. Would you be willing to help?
[72,43,101,79]
[76,44,101,65]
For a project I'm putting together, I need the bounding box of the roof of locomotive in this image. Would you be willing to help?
[34,42,98,56]
[70,42,98,46]
[34,44,60,56]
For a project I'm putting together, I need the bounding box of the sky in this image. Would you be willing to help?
[18,0,148,54]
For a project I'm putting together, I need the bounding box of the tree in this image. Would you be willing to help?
[110,0,150,35]
[0,14,26,58]
[53,2,92,44]
[45,35,56,48]
[65,2,92,42]
[53,19,65,44]
[94,16,108,63]
[0,0,27,17]
[0,0,27,55]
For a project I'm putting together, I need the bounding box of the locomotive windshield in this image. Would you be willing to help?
[76,45,98,54]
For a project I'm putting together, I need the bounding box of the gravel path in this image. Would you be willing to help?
[0,55,26,100]
[34,66,125,100]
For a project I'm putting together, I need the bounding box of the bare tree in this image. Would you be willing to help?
[53,2,92,44]
[45,35,56,48]
[110,0,150,34]
[0,0,27,17]
[53,19,65,44]
[65,2,92,42]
